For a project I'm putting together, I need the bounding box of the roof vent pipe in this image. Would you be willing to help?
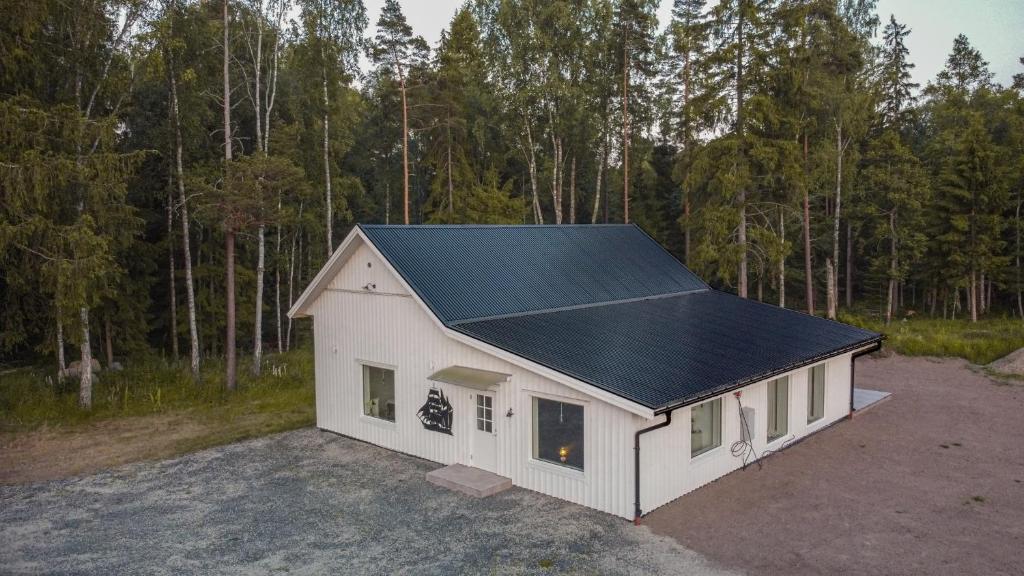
[634,410,673,524]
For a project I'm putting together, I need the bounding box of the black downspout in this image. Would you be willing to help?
[634,410,673,525]
[849,341,883,417]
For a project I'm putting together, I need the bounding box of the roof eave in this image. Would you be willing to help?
[651,335,885,414]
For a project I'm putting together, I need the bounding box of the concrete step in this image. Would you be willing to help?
[426,464,512,498]
[852,388,892,416]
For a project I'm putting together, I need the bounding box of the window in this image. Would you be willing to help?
[362,365,395,422]
[476,394,493,433]
[532,397,584,471]
[767,377,789,442]
[691,398,722,457]
[808,364,825,423]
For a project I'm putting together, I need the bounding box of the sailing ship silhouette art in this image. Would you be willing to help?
[417,387,453,435]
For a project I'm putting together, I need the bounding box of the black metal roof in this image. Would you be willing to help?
[360,224,881,411]
[359,224,707,324]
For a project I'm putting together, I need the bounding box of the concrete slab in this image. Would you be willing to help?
[852,388,891,414]
[425,463,512,498]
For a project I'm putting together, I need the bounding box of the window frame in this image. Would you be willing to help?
[530,394,586,473]
[476,393,494,434]
[359,361,397,425]
[807,363,826,424]
[690,397,723,459]
[766,376,789,443]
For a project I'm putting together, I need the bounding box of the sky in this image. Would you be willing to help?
[360,0,1024,88]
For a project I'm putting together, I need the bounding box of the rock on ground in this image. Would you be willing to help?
[988,347,1024,375]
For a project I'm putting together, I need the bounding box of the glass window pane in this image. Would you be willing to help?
[532,397,584,470]
[691,398,722,457]
[808,365,825,423]
[767,377,789,441]
[362,365,395,422]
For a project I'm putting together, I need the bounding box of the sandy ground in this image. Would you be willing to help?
[0,428,734,576]
[644,355,1024,576]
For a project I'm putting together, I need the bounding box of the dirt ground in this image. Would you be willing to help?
[644,355,1024,576]
[0,411,297,485]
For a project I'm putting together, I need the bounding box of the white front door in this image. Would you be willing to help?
[471,392,498,473]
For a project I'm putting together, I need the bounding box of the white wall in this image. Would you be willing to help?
[309,238,860,520]
[637,354,854,515]
[310,241,640,518]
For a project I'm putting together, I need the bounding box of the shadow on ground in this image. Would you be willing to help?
[0,428,733,576]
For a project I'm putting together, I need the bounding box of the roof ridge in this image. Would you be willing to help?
[449,288,709,326]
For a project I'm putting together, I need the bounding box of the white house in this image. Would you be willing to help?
[288,224,882,521]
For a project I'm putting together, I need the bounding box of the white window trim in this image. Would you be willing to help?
[690,397,724,460]
[357,360,397,425]
[807,362,827,424]
[528,392,588,475]
[475,392,496,435]
[766,377,790,443]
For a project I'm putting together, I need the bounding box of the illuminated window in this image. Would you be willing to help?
[532,397,584,471]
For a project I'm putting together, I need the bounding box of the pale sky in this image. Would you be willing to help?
[361,0,1023,87]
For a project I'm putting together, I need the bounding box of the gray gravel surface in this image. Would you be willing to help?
[0,428,735,575]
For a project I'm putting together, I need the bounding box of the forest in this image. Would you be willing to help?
[1,0,1023,410]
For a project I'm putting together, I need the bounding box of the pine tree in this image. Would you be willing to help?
[370,0,429,225]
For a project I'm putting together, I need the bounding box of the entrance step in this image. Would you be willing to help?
[426,464,512,498]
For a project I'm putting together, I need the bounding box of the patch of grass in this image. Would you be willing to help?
[840,314,1024,365]
[0,348,315,433]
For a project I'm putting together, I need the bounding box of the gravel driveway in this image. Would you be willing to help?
[0,428,733,575]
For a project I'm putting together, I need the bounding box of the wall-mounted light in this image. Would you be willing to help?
[559,446,569,463]
[506,408,514,418]
[362,282,376,291]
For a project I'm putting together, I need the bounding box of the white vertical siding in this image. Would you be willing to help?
[309,238,861,520]
[638,353,854,514]
[310,246,638,518]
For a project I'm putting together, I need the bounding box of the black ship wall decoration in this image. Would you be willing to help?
[417,386,453,435]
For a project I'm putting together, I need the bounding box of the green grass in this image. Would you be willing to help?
[0,348,315,433]
[841,314,1024,365]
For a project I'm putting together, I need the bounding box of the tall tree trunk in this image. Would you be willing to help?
[170,50,199,379]
[446,111,454,220]
[830,122,844,319]
[886,211,896,325]
[167,170,179,360]
[803,133,813,315]
[224,0,237,391]
[622,37,631,224]
[549,125,563,225]
[286,201,302,351]
[401,77,410,224]
[322,52,333,254]
[104,315,113,369]
[56,318,66,377]
[969,270,978,323]
[79,308,93,409]
[845,220,853,308]
[826,258,836,321]
[779,207,785,308]
[592,131,606,224]
[569,155,576,224]
[735,4,747,298]
[253,223,265,375]
[268,1,284,354]
[226,230,237,390]
[523,120,541,224]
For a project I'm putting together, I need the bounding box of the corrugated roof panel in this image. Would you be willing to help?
[453,290,880,410]
[359,225,707,323]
